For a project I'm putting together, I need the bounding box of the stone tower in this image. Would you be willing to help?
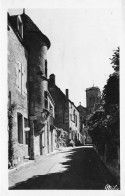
[21,13,51,159]
[86,86,101,114]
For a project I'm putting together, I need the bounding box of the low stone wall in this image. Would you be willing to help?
[93,145,120,186]
[13,143,28,165]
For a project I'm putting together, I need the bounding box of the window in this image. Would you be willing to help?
[49,103,53,116]
[24,118,28,128]
[76,115,77,127]
[17,113,23,144]
[17,16,23,38]
[45,60,47,78]
[16,62,27,95]
[25,132,29,145]
[73,110,75,122]
[18,62,21,93]
[44,91,48,109]
[22,66,27,96]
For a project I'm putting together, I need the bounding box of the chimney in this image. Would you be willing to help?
[23,8,25,14]
[66,89,69,99]
[49,74,55,87]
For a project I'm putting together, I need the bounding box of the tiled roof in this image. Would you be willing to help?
[86,86,100,91]
[77,105,87,111]
[8,13,25,47]
[55,85,79,111]
[9,13,51,49]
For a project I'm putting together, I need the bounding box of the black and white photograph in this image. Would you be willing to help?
[0,0,125,195]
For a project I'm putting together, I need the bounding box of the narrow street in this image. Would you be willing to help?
[9,146,117,190]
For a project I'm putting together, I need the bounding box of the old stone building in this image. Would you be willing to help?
[86,86,101,114]
[48,74,80,146]
[8,12,56,166]
[8,14,29,165]
[69,99,81,146]
[77,103,87,145]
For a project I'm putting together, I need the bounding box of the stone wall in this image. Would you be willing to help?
[49,75,80,146]
[49,84,67,131]
[8,23,28,164]
[23,31,49,159]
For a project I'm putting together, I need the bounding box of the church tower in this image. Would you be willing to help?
[86,86,101,114]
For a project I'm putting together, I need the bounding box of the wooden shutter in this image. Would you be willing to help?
[18,62,21,93]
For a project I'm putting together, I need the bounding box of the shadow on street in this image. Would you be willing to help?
[9,147,118,190]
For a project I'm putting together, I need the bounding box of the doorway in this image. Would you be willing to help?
[17,113,23,144]
[40,133,43,155]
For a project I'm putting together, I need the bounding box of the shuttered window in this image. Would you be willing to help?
[18,62,22,93]
[16,62,27,96]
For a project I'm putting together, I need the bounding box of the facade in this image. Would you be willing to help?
[8,14,29,164]
[8,12,56,166]
[77,104,87,145]
[48,74,80,146]
[86,86,101,114]
[69,100,81,145]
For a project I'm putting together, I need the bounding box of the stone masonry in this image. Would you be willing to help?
[8,14,29,165]
[8,12,56,165]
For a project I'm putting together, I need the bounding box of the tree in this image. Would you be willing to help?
[110,47,119,72]
[102,47,120,157]
[88,109,108,155]
[88,47,120,156]
[102,47,119,114]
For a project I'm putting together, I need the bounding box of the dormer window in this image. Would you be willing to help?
[17,16,23,38]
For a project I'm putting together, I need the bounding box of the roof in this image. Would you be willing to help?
[54,85,79,112]
[77,105,87,112]
[8,13,51,49]
[86,86,100,91]
[8,13,25,47]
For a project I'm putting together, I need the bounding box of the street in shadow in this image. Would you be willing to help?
[9,147,117,190]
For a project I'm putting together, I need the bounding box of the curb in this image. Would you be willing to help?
[8,148,62,174]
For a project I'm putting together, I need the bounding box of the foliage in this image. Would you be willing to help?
[103,47,119,114]
[8,103,16,167]
[110,47,119,72]
[103,72,119,113]
[88,109,107,144]
[56,129,68,147]
[88,47,120,155]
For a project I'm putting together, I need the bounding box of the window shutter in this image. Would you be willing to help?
[16,64,18,87]
[18,62,21,93]
[22,66,27,96]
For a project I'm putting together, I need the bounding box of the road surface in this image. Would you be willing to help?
[9,146,117,190]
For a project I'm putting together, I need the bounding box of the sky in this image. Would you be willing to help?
[8,2,120,107]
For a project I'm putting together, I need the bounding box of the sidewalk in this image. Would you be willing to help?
[8,147,66,174]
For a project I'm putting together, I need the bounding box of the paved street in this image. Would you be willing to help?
[9,146,117,190]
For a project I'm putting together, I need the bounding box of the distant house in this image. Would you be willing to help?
[77,104,87,130]
[77,104,88,145]
[8,12,56,166]
[48,74,81,146]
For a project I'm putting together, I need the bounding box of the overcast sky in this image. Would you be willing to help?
[8,1,120,107]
